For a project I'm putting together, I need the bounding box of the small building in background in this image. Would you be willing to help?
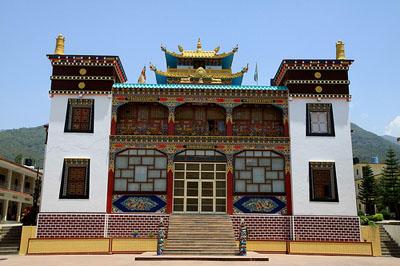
[0,157,42,223]
[353,157,385,214]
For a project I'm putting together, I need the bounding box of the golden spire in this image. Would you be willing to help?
[197,38,202,50]
[336,40,346,60]
[54,34,65,55]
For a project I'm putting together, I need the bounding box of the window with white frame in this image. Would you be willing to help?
[306,103,335,136]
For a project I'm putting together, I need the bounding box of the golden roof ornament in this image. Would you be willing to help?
[214,46,220,53]
[54,33,65,55]
[178,45,184,52]
[197,38,202,50]
[336,40,346,60]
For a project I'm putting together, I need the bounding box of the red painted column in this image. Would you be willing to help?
[283,118,289,137]
[166,169,174,213]
[106,169,114,213]
[226,120,233,136]
[226,170,234,214]
[168,120,174,135]
[285,172,293,215]
[111,117,117,135]
[168,109,175,135]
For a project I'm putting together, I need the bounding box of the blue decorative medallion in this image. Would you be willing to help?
[113,195,166,213]
[234,196,286,214]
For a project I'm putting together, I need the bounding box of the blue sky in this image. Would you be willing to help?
[0,0,399,136]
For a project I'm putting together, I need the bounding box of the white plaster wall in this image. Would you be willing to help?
[41,94,111,212]
[289,97,357,216]
[383,224,400,246]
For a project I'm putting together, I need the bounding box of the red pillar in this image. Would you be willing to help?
[226,120,233,136]
[166,169,174,213]
[226,170,234,214]
[111,117,117,135]
[285,172,293,215]
[106,169,114,213]
[283,119,289,137]
[168,120,174,135]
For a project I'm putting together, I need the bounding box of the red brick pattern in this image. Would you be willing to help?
[294,216,360,242]
[37,213,105,238]
[107,214,169,238]
[37,213,169,239]
[37,213,359,242]
[231,215,291,240]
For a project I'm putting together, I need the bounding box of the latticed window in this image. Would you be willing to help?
[114,149,167,192]
[232,105,283,136]
[234,150,285,193]
[175,104,226,136]
[309,162,338,201]
[306,103,335,136]
[65,99,94,133]
[116,103,168,135]
[59,158,90,199]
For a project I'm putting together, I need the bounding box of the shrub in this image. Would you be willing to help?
[372,213,384,221]
[358,210,365,216]
[360,216,369,225]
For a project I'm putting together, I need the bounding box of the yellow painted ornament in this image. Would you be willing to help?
[314,72,321,79]
[315,86,323,93]
[79,68,87,75]
[78,82,86,89]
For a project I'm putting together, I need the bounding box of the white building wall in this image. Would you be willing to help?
[41,94,111,213]
[289,97,357,216]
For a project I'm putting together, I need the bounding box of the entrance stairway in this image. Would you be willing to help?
[0,225,22,254]
[379,226,400,257]
[164,214,237,255]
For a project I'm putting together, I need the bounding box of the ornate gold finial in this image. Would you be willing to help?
[197,38,202,50]
[214,46,220,53]
[178,45,184,52]
[54,33,65,55]
[336,40,346,60]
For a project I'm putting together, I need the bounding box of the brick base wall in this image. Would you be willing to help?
[37,213,169,238]
[231,215,291,240]
[37,213,106,238]
[108,214,169,238]
[231,215,360,242]
[293,216,360,242]
[37,213,360,242]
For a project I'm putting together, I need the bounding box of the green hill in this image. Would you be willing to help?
[0,123,399,167]
[351,123,400,163]
[0,126,46,167]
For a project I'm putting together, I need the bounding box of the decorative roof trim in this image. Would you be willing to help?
[113,83,287,91]
[151,69,246,79]
[285,80,350,85]
[49,90,112,95]
[161,45,238,59]
[47,54,127,82]
[273,59,354,86]
[289,93,351,100]
[50,76,115,81]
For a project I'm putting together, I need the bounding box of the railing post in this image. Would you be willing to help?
[239,218,247,256]
[157,218,165,255]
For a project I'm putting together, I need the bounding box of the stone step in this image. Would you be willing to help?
[163,251,237,256]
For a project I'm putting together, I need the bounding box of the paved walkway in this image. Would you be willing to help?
[1,254,399,266]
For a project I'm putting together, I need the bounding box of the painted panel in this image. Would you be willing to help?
[233,196,287,214]
[112,195,166,213]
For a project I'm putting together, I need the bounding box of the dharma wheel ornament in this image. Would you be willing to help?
[239,218,247,256]
[157,218,165,255]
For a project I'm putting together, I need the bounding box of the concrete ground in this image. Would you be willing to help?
[1,254,399,266]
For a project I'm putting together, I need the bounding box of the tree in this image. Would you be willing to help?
[358,165,377,215]
[378,149,400,219]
